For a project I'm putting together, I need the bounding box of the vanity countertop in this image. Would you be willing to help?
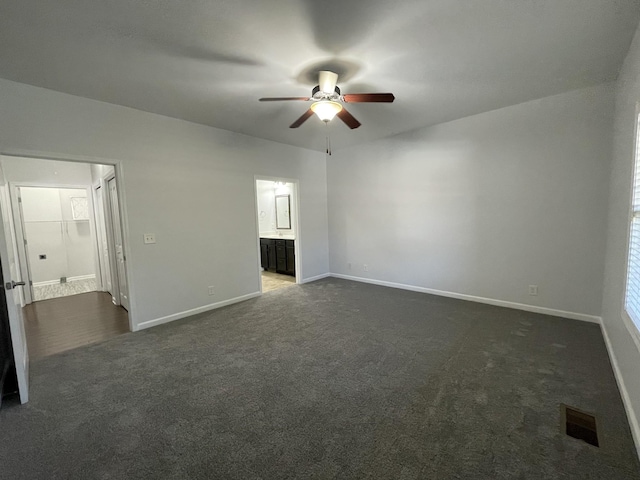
[260,234,295,240]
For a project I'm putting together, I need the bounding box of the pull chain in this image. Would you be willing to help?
[325,121,332,156]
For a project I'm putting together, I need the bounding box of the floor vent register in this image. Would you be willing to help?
[561,404,599,447]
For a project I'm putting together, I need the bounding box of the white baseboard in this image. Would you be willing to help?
[330,273,602,324]
[32,279,61,287]
[134,291,261,331]
[600,322,640,459]
[33,274,96,287]
[67,274,96,282]
[301,273,331,284]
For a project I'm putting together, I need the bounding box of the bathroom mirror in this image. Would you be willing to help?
[275,194,291,229]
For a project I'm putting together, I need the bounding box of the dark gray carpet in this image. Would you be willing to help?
[1,278,639,479]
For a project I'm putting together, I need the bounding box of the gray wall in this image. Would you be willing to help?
[328,84,614,318]
[602,22,640,452]
[0,78,330,329]
[2,156,93,185]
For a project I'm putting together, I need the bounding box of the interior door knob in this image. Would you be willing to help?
[4,281,25,290]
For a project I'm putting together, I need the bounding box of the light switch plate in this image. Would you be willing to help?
[143,233,156,244]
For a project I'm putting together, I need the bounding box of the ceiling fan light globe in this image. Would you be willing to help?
[310,101,343,122]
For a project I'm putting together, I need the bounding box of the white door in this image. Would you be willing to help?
[0,182,28,403]
[12,187,33,305]
[108,178,129,311]
[95,186,112,295]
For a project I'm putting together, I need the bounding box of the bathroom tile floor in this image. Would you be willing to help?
[261,271,295,293]
[33,278,97,301]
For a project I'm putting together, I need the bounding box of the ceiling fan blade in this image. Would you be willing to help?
[343,93,395,103]
[259,97,310,102]
[319,71,338,94]
[290,109,315,128]
[336,108,361,129]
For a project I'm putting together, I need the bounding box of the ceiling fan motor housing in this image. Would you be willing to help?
[312,85,341,101]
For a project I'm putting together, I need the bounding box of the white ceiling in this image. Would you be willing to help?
[1,0,639,152]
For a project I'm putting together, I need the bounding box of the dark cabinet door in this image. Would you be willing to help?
[261,239,276,271]
[276,244,286,272]
[286,241,295,275]
[267,241,276,270]
[260,242,269,270]
[260,238,295,277]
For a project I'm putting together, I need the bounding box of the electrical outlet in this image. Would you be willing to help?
[363,264,369,272]
[529,285,538,296]
[143,233,156,244]
[208,286,215,296]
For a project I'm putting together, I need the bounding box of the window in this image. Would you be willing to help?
[625,112,640,330]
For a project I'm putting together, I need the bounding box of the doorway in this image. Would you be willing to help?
[2,156,131,364]
[255,179,300,293]
[17,186,97,302]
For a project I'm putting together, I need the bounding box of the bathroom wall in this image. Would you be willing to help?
[256,180,296,238]
[21,187,96,284]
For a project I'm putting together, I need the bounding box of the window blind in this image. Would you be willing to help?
[625,114,640,329]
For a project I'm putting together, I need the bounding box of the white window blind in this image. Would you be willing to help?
[625,113,640,329]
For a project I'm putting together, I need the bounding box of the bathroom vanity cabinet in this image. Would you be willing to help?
[260,238,295,276]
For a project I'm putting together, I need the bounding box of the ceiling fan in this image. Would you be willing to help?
[259,71,395,129]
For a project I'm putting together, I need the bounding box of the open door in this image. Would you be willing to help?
[107,177,129,311]
[0,175,28,403]
[10,187,33,305]
[94,185,112,296]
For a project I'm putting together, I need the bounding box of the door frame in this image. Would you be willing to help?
[0,152,136,333]
[253,176,302,293]
[9,182,101,304]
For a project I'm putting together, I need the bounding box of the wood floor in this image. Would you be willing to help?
[23,292,129,360]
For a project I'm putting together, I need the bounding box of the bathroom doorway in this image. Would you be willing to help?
[255,179,300,293]
[17,186,97,301]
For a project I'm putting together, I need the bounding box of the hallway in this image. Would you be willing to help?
[23,292,129,360]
